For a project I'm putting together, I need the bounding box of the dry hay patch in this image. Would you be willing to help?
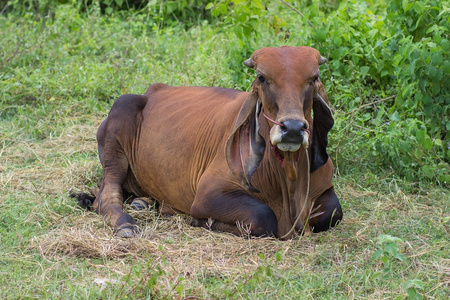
[1,123,100,197]
[33,207,319,278]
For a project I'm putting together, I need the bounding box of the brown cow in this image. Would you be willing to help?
[86,46,342,239]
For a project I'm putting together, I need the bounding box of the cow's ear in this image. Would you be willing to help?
[225,88,265,192]
[311,82,334,173]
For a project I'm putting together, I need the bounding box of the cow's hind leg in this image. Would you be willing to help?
[93,94,147,237]
[190,189,278,237]
[93,138,138,237]
[309,186,343,233]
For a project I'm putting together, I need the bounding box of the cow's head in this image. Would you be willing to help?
[226,46,333,191]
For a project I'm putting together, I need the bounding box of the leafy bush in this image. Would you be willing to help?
[317,0,449,184]
[208,0,449,185]
[1,0,212,27]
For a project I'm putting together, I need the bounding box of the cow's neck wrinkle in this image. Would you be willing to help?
[251,142,311,238]
[250,116,313,238]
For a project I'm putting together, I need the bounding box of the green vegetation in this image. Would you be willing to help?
[0,0,448,298]
[208,0,449,184]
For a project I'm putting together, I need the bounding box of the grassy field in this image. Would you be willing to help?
[1,3,449,299]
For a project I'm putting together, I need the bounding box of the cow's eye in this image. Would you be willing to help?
[258,75,266,84]
[310,75,319,86]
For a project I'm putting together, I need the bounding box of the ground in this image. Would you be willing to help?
[1,121,448,299]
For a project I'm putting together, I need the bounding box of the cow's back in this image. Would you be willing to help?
[131,84,247,213]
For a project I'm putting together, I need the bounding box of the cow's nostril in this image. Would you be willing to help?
[280,120,306,141]
[281,120,306,131]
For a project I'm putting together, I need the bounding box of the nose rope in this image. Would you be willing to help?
[262,110,311,136]
[262,109,313,239]
[262,111,284,127]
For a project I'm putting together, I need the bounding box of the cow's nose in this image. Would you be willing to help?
[280,120,307,142]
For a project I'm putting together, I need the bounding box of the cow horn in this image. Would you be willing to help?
[243,58,254,68]
[319,56,327,65]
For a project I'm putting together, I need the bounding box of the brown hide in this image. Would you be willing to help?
[134,85,247,214]
[93,46,339,239]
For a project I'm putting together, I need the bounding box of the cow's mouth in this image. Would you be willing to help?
[275,142,302,152]
[272,133,309,153]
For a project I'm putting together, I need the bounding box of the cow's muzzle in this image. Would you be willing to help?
[270,119,309,152]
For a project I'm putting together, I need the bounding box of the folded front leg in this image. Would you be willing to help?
[190,174,277,237]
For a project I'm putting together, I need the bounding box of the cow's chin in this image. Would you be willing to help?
[276,142,301,152]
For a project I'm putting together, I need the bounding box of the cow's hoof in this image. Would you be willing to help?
[130,197,154,211]
[130,198,148,210]
[114,213,138,238]
[115,227,135,238]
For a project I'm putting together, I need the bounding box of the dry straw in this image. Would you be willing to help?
[33,206,319,277]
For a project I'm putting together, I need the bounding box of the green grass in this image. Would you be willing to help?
[1,3,449,299]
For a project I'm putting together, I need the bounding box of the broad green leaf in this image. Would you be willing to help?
[275,250,282,261]
[376,234,404,244]
[233,26,243,39]
[394,252,406,262]
[217,2,228,15]
[404,279,424,290]
[414,92,423,102]
[400,142,411,152]
[412,2,424,14]
[390,110,401,122]
[338,1,347,12]
[444,61,450,74]
[435,67,443,81]
[384,243,398,256]
[427,65,437,79]
[251,0,263,10]
[407,288,419,300]
[422,165,434,179]
[422,94,432,105]
[371,249,383,260]
[314,29,327,42]
[243,25,252,39]
[360,66,370,77]
[402,0,413,12]
[415,130,425,141]
[431,83,440,96]
[441,39,449,52]
[423,135,433,150]
[333,36,342,47]
[431,52,443,65]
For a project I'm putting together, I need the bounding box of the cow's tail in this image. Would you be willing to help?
[70,191,96,210]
